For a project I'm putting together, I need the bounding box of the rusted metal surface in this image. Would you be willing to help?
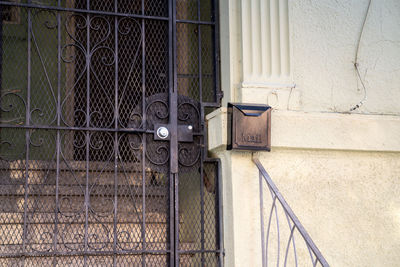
[228,103,271,151]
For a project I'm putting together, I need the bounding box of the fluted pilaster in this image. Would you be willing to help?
[241,0,291,87]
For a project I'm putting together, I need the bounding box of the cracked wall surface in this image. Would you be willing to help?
[291,0,400,114]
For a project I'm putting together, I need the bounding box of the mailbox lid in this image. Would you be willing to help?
[228,103,270,117]
[227,103,271,151]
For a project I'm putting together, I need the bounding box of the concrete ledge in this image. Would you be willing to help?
[206,108,400,152]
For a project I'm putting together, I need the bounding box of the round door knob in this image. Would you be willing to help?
[157,126,169,139]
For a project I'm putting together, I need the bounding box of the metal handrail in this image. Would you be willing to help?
[253,158,329,267]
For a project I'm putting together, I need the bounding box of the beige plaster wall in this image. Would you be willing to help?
[214,151,261,267]
[215,0,400,266]
[212,145,400,266]
[257,148,400,266]
[291,0,400,114]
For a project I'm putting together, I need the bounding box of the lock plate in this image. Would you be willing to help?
[154,124,193,142]
[177,124,194,142]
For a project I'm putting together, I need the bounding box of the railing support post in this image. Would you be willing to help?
[259,170,267,267]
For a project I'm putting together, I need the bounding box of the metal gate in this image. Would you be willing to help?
[0,0,222,265]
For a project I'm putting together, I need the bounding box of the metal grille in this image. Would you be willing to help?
[0,0,221,266]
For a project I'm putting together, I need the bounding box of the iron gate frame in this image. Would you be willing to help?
[0,0,223,266]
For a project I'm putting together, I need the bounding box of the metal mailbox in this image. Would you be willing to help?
[227,103,271,151]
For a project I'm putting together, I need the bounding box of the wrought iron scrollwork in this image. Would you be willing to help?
[30,10,59,126]
[127,93,203,169]
[177,95,202,167]
[0,0,220,265]
[178,142,201,167]
[145,93,170,129]
[178,98,201,132]
[127,93,170,172]
[0,92,26,124]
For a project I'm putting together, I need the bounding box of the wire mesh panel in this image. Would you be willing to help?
[0,0,220,266]
[178,160,221,266]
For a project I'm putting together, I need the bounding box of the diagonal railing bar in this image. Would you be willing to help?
[253,158,330,267]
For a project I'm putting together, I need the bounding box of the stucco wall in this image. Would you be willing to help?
[291,0,400,114]
[211,147,400,266]
[258,148,400,266]
[214,0,400,266]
